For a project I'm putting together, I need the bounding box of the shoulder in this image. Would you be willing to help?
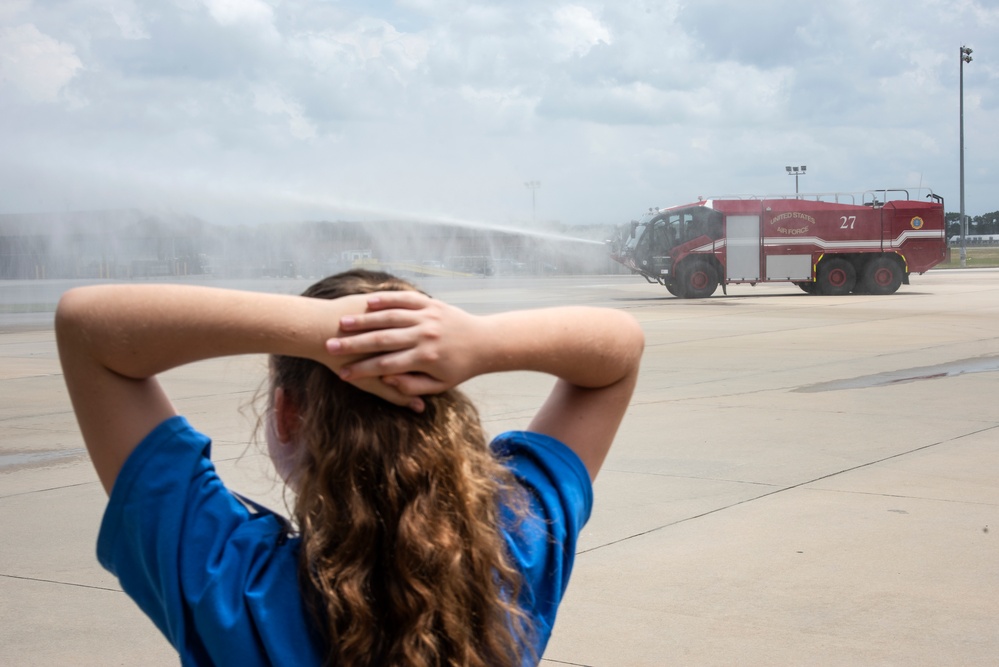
[491,430,594,523]
[492,431,594,653]
[99,415,212,559]
[98,416,322,665]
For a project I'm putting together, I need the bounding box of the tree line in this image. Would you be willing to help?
[946,211,999,238]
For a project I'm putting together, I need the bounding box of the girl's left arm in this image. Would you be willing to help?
[56,284,416,494]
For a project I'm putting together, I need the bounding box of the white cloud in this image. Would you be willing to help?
[0,23,83,103]
[551,5,611,59]
[201,0,274,27]
[1,0,998,222]
[457,84,536,133]
[0,0,32,23]
[105,0,150,40]
[292,18,429,73]
[395,0,463,13]
[253,86,318,140]
[198,0,280,43]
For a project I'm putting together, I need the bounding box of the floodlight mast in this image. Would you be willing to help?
[959,45,973,267]
[785,165,807,195]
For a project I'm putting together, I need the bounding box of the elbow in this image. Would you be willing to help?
[631,315,646,353]
[621,313,645,372]
[596,311,644,386]
[55,288,88,340]
[55,289,78,340]
[55,287,103,351]
[55,289,89,374]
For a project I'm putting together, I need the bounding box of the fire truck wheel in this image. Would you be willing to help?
[665,282,683,297]
[817,258,856,296]
[862,257,903,295]
[680,261,718,298]
[796,281,817,294]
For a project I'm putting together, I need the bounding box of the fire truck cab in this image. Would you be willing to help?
[610,189,947,298]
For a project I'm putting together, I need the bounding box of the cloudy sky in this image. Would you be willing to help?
[1,0,997,230]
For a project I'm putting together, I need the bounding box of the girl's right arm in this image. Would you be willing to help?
[329,293,644,480]
[56,284,419,494]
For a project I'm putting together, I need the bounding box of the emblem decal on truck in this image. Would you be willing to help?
[770,212,814,236]
[911,216,925,230]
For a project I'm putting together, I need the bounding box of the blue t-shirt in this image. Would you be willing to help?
[98,416,593,666]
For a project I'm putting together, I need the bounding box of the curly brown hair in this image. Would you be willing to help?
[270,269,532,667]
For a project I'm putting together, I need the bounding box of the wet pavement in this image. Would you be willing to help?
[2,271,997,665]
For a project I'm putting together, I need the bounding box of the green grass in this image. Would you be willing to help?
[935,247,999,269]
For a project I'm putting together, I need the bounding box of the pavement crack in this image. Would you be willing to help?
[579,423,999,555]
[0,573,121,593]
[803,487,999,507]
[0,480,96,499]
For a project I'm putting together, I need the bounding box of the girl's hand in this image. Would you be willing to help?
[347,376,427,413]
[326,291,486,396]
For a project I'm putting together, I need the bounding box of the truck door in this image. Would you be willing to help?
[726,215,761,281]
[648,219,673,274]
[882,201,913,251]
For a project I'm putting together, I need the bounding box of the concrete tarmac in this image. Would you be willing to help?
[1,271,997,665]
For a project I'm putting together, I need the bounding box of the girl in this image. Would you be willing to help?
[56,269,644,666]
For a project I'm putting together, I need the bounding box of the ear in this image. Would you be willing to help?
[273,387,300,443]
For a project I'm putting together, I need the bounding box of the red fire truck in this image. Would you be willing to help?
[610,189,947,297]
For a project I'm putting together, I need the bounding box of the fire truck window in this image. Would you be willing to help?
[634,225,652,253]
[684,213,703,240]
[667,215,681,244]
[685,208,723,241]
[652,221,670,251]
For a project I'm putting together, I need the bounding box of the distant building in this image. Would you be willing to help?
[0,210,208,279]
[0,210,622,280]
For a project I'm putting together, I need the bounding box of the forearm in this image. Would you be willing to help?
[56,284,379,494]
[481,306,643,479]
[325,296,643,480]
[477,307,644,388]
[55,284,366,379]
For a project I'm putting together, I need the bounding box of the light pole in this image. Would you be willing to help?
[959,45,973,267]
[524,180,541,223]
[785,165,806,195]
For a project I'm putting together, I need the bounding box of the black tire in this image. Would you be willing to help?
[862,256,903,295]
[796,281,817,294]
[679,261,719,298]
[817,257,856,296]
[665,282,683,297]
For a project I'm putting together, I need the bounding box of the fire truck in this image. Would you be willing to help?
[610,189,947,297]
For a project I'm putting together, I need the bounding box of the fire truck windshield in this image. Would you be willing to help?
[624,224,646,251]
[627,206,722,253]
[656,207,723,248]
[622,206,722,257]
